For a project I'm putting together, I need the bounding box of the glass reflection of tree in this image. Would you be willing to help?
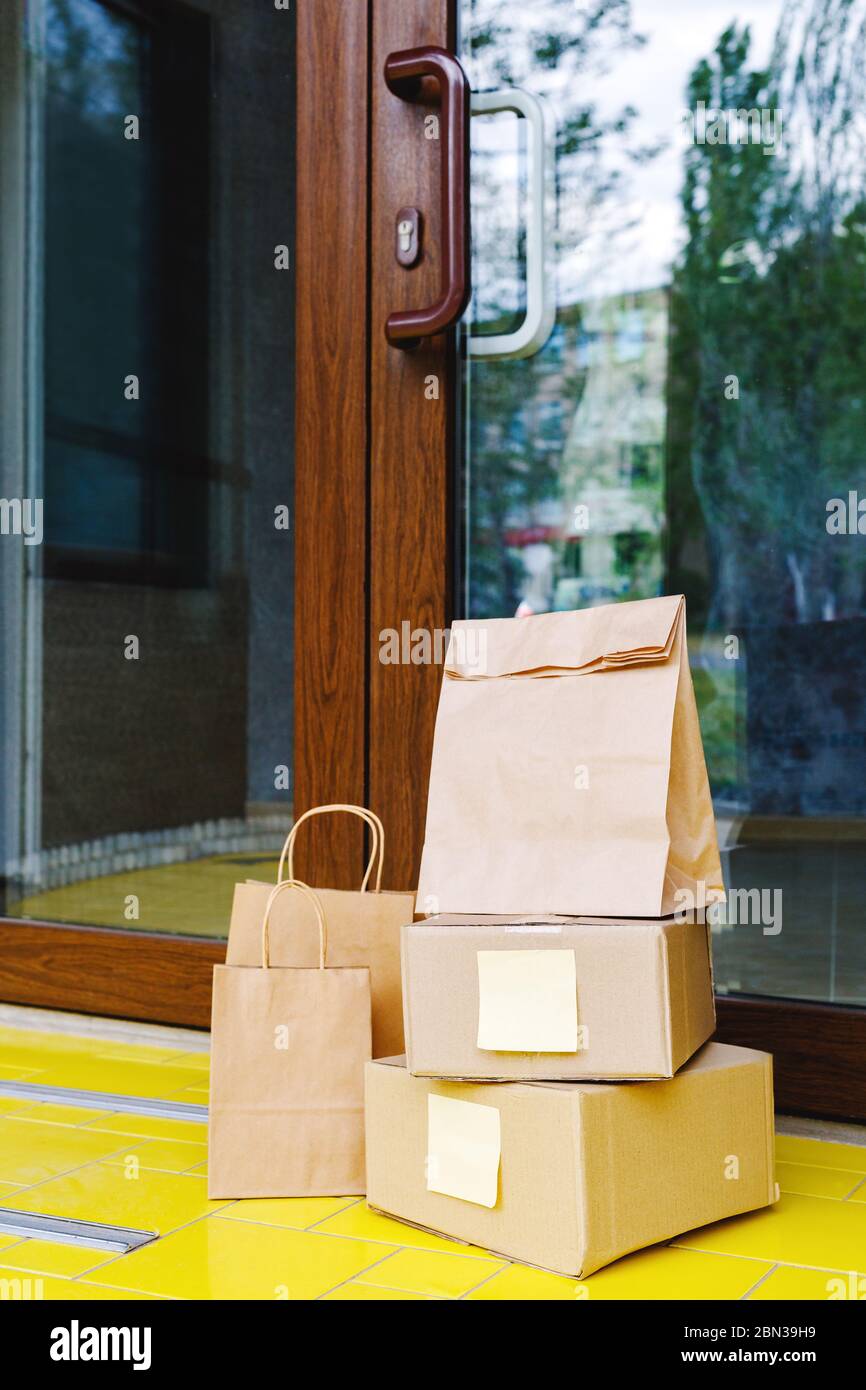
[44,0,147,451]
[46,0,142,115]
[669,3,866,634]
[464,0,652,619]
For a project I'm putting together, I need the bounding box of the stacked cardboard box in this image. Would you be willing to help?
[365,596,777,1278]
[366,1044,775,1279]
[400,913,715,1080]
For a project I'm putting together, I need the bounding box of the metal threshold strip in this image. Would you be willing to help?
[0,1209,157,1253]
[0,1079,207,1123]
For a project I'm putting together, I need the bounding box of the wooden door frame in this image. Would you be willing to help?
[1,0,864,1126]
[368,0,457,894]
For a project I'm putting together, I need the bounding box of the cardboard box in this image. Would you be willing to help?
[365,1042,776,1279]
[402,914,715,1080]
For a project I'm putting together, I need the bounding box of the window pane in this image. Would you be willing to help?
[0,0,295,936]
[459,0,866,1005]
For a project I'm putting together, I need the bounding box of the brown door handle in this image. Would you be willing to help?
[384,46,471,348]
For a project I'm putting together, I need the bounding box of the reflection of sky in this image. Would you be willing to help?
[465,0,785,303]
[569,0,782,299]
[45,0,140,118]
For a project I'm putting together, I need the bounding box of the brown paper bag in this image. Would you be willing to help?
[209,879,371,1199]
[416,595,723,918]
[226,805,414,1058]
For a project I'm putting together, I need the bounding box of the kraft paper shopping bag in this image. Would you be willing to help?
[416,594,723,918]
[209,879,371,1199]
[226,805,413,1057]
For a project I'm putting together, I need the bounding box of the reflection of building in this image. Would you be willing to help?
[557,288,667,608]
[485,287,668,615]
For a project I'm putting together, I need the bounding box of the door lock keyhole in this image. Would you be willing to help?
[395,207,422,268]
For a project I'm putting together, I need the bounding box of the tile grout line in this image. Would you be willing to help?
[671,1243,866,1278]
[1,1092,206,1126]
[667,1242,780,1265]
[770,1188,861,1203]
[4,1123,207,1156]
[70,1206,238,1288]
[73,1204,410,1301]
[778,1159,866,1179]
[5,1101,189,1134]
[0,1137,157,1202]
[73,1284,178,1300]
[0,1236,29,1254]
[0,1248,179,1299]
[740,1262,779,1300]
[4,1105,208,1152]
[351,1279,447,1299]
[0,1243,143,1282]
[96,1134,209,1177]
[302,1197,365,1232]
[458,1263,511,1300]
[216,1208,498,1261]
[314,1247,404,1301]
[67,1270,181,1300]
[78,1116,204,1139]
[6,1117,208,1173]
[214,1210,413,1246]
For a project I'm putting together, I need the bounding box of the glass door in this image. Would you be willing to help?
[459,0,866,1007]
[1,0,295,943]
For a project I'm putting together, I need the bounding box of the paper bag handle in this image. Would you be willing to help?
[278,804,386,893]
[261,878,327,970]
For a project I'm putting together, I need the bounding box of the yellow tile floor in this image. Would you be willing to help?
[0,1023,864,1301]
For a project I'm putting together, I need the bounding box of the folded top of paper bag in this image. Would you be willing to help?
[445,592,684,679]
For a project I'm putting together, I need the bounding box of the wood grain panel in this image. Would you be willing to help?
[715,996,866,1122]
[0,921,223,1029]
[294,0,370,888]
[369,0,454,891]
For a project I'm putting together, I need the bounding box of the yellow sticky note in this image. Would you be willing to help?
[426,1093,501,1209]
[476,949,578,1052]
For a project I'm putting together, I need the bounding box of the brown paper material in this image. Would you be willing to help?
[402,914,715,1080]
[416,594,723,918]
[366,1042,776,1279]
[226,805,413,1058]
[209,879,371,1199]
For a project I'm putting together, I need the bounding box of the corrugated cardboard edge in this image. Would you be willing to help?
[665,917,717,1074]
[406,1069,678,1082]
[572,1049,777,1278]
[574,1085,620,1277]
[570,1087,590,1279]
[656,922,674,1077]
[703,914,718,1010]
[764,1052,779,1205]
[400,923,414,1069]
[701,917,718,1043]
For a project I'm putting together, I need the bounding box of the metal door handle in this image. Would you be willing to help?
[384,46,471,347]
[469,88,555,360]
